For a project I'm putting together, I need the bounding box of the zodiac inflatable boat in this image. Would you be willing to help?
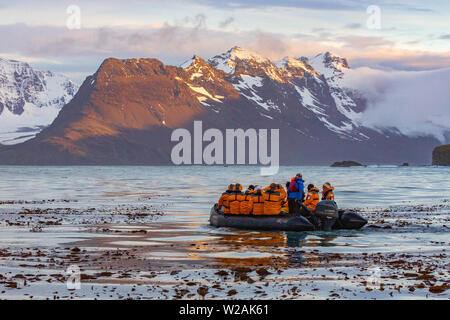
[209,200,367,232]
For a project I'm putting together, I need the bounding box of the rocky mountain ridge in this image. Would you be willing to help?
[0,47,442,165]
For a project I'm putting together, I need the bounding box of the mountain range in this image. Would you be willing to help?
[0,58,78,145]
[0,47,445,165]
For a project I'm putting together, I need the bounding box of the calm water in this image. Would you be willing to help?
[0,165,448,208]
[0,165,449,265]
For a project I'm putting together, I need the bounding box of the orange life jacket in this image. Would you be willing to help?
[281,200,289,214]
[304,187,320,211]
[228,184,243,214]
[238,189,254,215]
[322,186,335,201]
[217,184,233,214]
[262,185,287,215]
[250,190,265,215]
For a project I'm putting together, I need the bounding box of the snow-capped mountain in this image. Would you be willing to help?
[0,47,443,165]
[207,47,366,140]
[0,58,78,145]
[307,52,364,130]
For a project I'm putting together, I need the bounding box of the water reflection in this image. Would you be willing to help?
[0,165,448,269]
[285,232,306,247]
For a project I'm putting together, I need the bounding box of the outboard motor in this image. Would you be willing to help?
[314,200,339,231]
[338,210,368,229]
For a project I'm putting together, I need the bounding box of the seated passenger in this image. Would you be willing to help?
[228,183,243,214]
[322,182,335,201]
[250,186,265,215]
[299,184,321,228]
[217,184,233,214]
[238,185,255,215]
[304,184,320,211]
[262,183,287,215]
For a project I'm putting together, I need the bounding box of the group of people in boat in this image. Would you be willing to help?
[217,173,335,223]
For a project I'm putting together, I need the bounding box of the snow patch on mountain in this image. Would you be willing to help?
[319,116,356,140]
[187,84,223,103]
[209,46,269,74]
[308,52,349,78]
[208,46,284,82]
[260,113,274,119]
[232,75,280,112]
[275,57,304,69]
[0,102,61,144]
[233,75,264,90]
[275,56,319,78]
[293,85,327,116]
[330,90,361,123]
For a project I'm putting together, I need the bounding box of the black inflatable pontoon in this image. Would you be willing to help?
[209,200,367,231]
[210,205,315,231]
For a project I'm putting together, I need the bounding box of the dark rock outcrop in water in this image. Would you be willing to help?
[0,48,444,165]
[331,161,364,167]
[432,145,450,166]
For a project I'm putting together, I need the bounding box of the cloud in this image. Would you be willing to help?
[350,51,450,71]
[0,22,220,59]
[193,0,360,11]
[219,17,234,29]
[344,23,362,29]
[382,1,435,13]
[1,21,449,84]
[180,13,207,29]
[337,35,394,49]
[343,67,450,142]
[0,22,319,62]
[439,34,450,40]
[190,0,436,13]
[248,31,289,57]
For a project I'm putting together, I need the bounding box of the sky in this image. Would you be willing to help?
[0,0,449,83]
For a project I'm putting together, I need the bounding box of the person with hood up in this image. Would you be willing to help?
[250,186,265,215]
[262,183,287,215]
[300,184,321,228]
[228,183,244,214]
[217,184,234,214]
[238,185,255,215]
[303,184,320,211]
[287,173,304,214]
[322,182,335,201]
